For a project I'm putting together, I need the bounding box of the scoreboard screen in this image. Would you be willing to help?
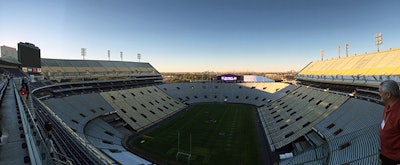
[221,76,238,81]
[216,74,243,82]
[18,42,41,68]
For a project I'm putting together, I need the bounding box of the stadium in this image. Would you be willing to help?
[0,42,398,165]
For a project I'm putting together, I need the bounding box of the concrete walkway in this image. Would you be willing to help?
[0,80,29,165]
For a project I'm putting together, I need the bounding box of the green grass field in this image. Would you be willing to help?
[127,103,263,165]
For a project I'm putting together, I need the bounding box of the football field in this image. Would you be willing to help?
[127,103,263,165]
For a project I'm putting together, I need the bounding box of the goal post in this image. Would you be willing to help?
[176,131,192,165]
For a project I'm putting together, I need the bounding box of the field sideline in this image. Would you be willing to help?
[127,103,264,165]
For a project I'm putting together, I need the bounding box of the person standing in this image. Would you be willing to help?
[22,77,30,92]
[44,121,53,138]
[379,80,400,164]
[19,86,28,101]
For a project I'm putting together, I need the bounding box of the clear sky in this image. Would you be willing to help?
[1,0,400,72]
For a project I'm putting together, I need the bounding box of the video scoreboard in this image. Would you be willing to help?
[216,74,243,82]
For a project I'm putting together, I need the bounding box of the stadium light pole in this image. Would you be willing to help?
[345,42,349,57]
[338,44,341,58]
[137,53,141,62]
[108,50,110,61]
[120,51,123,61]
[375,32,383,52]
[320,49,324,61]
[81,48,86,60]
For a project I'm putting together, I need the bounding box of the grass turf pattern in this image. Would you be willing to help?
[128,103,263,165]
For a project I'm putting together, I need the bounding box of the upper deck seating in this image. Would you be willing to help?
[298,48,400,76]
[41,58,161,80]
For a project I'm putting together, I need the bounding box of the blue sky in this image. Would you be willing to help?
[1,0,400,72]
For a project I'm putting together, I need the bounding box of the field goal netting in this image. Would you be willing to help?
[176,132,192,165]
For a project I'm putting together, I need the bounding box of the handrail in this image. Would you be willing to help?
[34,98,113,165]
[13,79,44,165]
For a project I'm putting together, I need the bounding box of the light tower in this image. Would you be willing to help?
[81,48,86,60]
[108,50,111,61]
[338,44,341,58]
[345,42,349,57]
[375,32,383,52]
[321,49,324,61]
[137,53,141,62]
[120,51,123,61]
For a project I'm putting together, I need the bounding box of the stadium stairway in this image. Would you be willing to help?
[0,80,30,165]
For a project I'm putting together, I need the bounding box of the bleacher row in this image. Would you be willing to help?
[42,93,115,138]
[296,48,400,86]
[41,58,160,80]
[100,86,187,131]
[259,86,349,150]
[41,92,151,164]
[34,98,99,164]
[316,98,382,165]
[298,48,400,76]
[157,82,293,107]
[1,67,27,77]
[328,125,380,165]
[279,145,329,165]
[237,82,290,93]
[314,98,383,139]
[160,82,384,164]
[277,88,383,164]
[35,82,293,164]
[0,79,7,105]
[35,80,385,165]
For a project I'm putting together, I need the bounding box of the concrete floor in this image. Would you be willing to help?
[0,81,29,165]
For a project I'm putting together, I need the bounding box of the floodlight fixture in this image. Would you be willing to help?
[108,50,110,61]
[81,48,86,60]
[321,49,324,61]
[375,32,383,52]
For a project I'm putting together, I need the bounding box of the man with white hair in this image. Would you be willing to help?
[379,80,400,164]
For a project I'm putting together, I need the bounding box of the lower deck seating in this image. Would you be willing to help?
[84,118,125,151]
[40,91,151,164]
[278,92,383,164]
[327,125,380,164]
[100,85,187,131]
[259,86,349,150]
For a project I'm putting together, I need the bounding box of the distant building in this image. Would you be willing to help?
[18,42,42,73]
[215,74,275,83]
[0,45,19,63]
[243,75,274,82]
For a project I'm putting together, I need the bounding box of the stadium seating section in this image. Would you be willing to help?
[19,50,393,165]
[100,86,187,131]
[297,48,400,86]
[32,77,385,164]
[299,48,400,76]
[41,58,161,81]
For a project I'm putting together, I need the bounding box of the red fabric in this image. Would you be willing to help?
[20,88,27,95]
[380,98,400,161]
